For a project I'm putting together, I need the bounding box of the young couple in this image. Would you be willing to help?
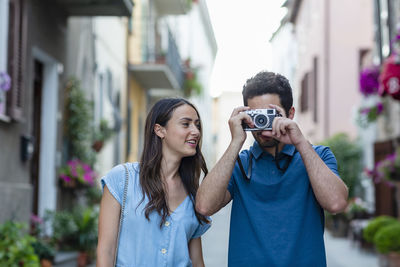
[97,71,348,267]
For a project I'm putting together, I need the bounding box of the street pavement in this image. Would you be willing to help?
[325,231,379,267]
[202,203,232,267]
[202,204,380,267]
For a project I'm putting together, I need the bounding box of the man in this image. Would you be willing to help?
[196,71,348,266]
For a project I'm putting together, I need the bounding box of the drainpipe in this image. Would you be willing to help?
[374,0,383,65]
[324,0,330,139]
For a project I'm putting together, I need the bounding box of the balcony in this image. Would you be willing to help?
[55,0,134,16]
[129,31,184,92]
[154,0,191,16]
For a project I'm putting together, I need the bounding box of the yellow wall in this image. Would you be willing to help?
[128,76,146,162]
[128,0,143,64]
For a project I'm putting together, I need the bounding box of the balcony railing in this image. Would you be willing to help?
[129,30,184,91]
[165,31,184,89]
[55,0,134,16]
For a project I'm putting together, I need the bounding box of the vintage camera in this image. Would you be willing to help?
[242,109,281,131]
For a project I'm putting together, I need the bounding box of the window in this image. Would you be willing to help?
[312,57,318,123]
[300,72,310,112]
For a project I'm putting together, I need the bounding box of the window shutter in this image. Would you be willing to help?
[7,0,26,121]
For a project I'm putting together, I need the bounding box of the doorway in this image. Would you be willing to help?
[31,60,44,216]
[32,47,60,218]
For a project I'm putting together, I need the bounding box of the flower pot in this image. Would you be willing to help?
[40,259,52,267]
[387,252,400,267]
[92,140,104,152]
[77,251,89,267]
[379,252,400,267]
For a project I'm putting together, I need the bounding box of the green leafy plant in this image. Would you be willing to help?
[65,78,96,165]
[373,221,400,253]
[183,58,203,97]
[85,186,103,206]
[320,133,363,198]
[45,207,98,253]
[92,119,115,152]
[356,101,385,128]
[0,221,39,267]
[363,216,399,243]
[44,210,78,250]
[32,239,55,262]
[72,207,98,252]
[93,119,114,143]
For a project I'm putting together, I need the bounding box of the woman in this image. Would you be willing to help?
[97,98,210,267]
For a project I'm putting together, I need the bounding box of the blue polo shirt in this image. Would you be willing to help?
[227,142,340,267]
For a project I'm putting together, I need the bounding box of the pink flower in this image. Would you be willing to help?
[376,102,384,113]
[30,214,43,224]
[61,174,71,182]
[83,173,94,184]
[0,72,11,92]
[82,163,92,172]
[361,108,370,114]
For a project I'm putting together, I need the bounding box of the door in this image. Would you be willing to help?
[31,60,43,216]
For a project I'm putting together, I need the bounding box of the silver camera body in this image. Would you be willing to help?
[242,109,281,131]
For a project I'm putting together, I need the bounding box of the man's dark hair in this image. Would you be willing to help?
[242,71,293,116]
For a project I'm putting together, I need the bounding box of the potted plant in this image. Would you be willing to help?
[363,216,399,244]
[356,101,385,128]
[372,220,400,267]
[0,221,40,267]
[367,147,400,219]
[92,119,114,152]
[44,210,78,251]
[65,78,96,165]
[369,147,400,184]
[30,214,55,267]
[32,239,55,267]
[72,207,98,267]
[183,58,203,97]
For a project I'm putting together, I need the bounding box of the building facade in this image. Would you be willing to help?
[0,0,133,223]
[126,0,217,164]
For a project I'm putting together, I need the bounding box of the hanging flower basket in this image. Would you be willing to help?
[356,101,384,128]
[0,71,11,92]
[366,147,400,185]
[58,159,96,189]
[359,66,380,96]
[379,55,400,101]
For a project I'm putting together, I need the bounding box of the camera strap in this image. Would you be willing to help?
[237,153,253,180]
[274,144,293,172]
[237,143,292,181]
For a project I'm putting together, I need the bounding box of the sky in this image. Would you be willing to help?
[205,0,287,97]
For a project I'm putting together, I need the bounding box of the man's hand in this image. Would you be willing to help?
[262,104,306,147]
[228,106,252,145]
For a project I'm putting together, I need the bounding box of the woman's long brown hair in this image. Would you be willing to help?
[139,98,209,227]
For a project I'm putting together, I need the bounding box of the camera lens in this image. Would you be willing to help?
[254,114,269,129]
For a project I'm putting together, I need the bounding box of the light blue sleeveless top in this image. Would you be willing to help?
[101,162,211,267]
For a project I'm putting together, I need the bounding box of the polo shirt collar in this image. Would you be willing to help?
[250,141,296,159]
